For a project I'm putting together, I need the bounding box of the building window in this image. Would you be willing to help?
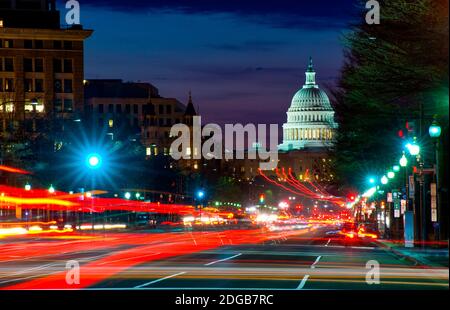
[24,58,33,72]
[24,79,32,93]
[125,104,131,113]
[54,99,63,112]
[63,59,73,73]
[35,58,44,72]
[3,39,13,48]
[0,78,2,91]
[133,104,138,114]
[24,40,33,49]
[64,41,73,50]
[4,58,13,71]
[108,104,114,113]
[98,104,104,113]
[35,79,44,92]
[158,105,164,114]
[108,119,114,128]
[63,79,73,93]
[53,40,62,49]
[0,20,3,28]
[146,147,151,156]
[166,105,172,114]
[64,99,73,112]
[53,59,62,73]
[158,118,164,126]
[116,104,122,113]
[35,40,44,49]
[5,78,13,91]
[54,79,62,93]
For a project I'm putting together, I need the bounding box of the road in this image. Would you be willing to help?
[0,225,447,290]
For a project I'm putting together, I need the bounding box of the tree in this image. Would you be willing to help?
[331,0,448,190]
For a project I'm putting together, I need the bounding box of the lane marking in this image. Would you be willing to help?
[135,272,186,288]
[311,256,322,269]
[325,239,331,246]
[204,253,242,266]
[296,274,310,289]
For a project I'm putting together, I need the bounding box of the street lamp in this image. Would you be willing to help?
[25,183,31,191]
[429,118,442,239]
[387,171,395,179]
[86,153,102,170]
[381,175,388,185]
[124,192,131,200]
[369,177,376,184]
[393,165,400,172]
[48,185,55,194]
[400,154,408,167]
[406,143,420,156]
[429,120,442,138]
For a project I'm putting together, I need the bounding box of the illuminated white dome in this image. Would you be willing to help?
[279,58,338,151]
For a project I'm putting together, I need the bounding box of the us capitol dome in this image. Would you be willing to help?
[278,57,338,151]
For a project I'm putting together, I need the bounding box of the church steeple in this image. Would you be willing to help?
[184,90,197,116]
[304,57,316,87]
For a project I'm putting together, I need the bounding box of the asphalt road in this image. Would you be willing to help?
[0,226,448,290]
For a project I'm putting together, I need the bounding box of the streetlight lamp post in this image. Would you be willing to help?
[429,118,442,240]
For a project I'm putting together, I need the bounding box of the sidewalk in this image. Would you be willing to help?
[376,240,449,267]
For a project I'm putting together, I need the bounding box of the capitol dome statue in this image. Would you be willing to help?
[278,57,338,151]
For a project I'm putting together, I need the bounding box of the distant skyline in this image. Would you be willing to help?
[57,0,359,125]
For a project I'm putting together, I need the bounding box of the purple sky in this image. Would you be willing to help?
[58,0,359,126]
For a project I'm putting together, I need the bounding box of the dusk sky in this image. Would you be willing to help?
[57,0,359,126]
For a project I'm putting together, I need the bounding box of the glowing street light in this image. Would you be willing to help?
[406,143,420,156]
[86,153,102,169]
[124,192,131,200]
[197,190,205,199]
[24,183,31,191]
[400,154,408,167]
[393,165,400,172]
[387,171,395,179]
[369,177,376,184]
[135,193,141,199]
[429,120,442,138]
[48,185,55,194]
[381,175,388,185]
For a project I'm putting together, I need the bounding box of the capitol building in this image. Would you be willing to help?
[279,58,338,151]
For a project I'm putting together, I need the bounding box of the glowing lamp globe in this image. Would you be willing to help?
[387,171,395,179]
[87,153,102,169]
[406,143,420,156]
[400,154,408,167]
[429,121,441,138]
[381,176,388,185]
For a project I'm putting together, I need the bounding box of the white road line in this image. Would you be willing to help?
[296,274,310,289]
[325,239,331,246]
[204,253,242,266]
[135,272,186,288]
[311,256,322,269]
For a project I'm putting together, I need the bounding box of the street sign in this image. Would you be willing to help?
[431,183,437,196]
[431,183,437,222]
[431,208,437,222]
[401,199,406,214]
[404,211,414,248]
[387,192,393,203]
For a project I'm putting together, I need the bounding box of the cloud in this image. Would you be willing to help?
[76,0,358,30]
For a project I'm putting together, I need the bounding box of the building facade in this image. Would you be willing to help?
[84,79,198,157]
[0,0,92,135]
